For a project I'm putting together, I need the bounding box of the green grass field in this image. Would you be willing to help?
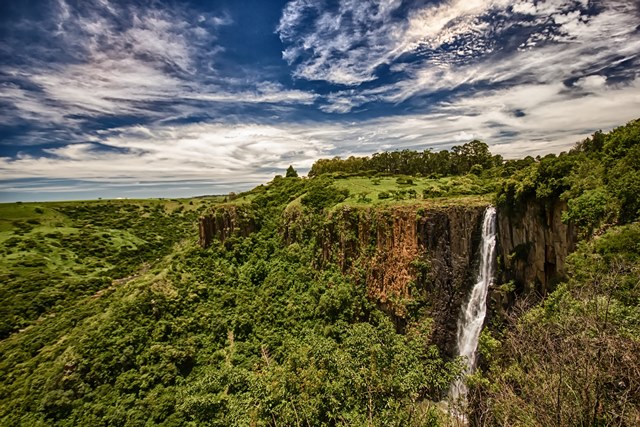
[331,175,496,205]
[227,174,497,210]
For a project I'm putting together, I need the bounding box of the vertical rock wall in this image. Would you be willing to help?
[316,204,486,356]
[496,200,577,296]
[199,205,258,247]
[199,199,577,357]
[416,207,486,356]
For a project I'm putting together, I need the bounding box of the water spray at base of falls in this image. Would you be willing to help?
[449,206,497,415]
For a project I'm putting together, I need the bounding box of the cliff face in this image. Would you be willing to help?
[416,207,486,355]
[199,199,577,356]
[198,205,258,247]
[496,200,577,297]
[298,204,487,356]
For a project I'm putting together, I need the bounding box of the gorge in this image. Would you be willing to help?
[1,120,638,426]
[449,206,496,412]
[198,197,576,358]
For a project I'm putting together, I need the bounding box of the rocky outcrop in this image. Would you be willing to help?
[199,198,576,357]
[199,205,258,247]
[496,200,577,297]
[301,204,487,357]
[416,206,486,355]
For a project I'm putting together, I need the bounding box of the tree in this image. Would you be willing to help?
[286,165,299,178]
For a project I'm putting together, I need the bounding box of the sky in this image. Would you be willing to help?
[1,0,639,202]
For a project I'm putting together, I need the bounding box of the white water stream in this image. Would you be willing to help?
[449,206,497,409]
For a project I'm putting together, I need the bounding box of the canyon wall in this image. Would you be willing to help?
[496,200,577,297]
[199,198,577,356]
[201,202,487,356]
[308,204,487,356]
[198,205,258,248]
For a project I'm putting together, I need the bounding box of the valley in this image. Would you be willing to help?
[1,121,639,426]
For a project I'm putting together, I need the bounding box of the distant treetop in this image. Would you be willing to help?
[308,140,499,178]
[286,165,299,178]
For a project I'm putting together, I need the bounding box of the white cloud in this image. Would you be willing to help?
[279,0,638,104]
[436,78,640,157]
[278,0,408,85]
[1,1,317,131]
[0,83,70,126]
[190,82,318,105]
[27,58,184,115]
[0,122,335,182]
[2,0,640,197]
[278,0,513,85]
[3,73,639,186]
[574,75,607,91]
[316,0,640,112]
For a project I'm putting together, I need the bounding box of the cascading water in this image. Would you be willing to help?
[449,206,497,409]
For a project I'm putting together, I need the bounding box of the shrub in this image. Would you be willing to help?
[423,187,444,198]
[301,180,349,210]
[563,188,611,234]
[470,164,484,176]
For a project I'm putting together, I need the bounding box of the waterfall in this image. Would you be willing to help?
[449,206,497,408]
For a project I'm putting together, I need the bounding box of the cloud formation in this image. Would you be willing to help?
[1,0,639,200]
[282,0,640,111]
[0,0,318,139]
[5,74,640,187]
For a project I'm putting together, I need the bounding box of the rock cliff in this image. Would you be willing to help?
[284,203,487,356]
[496,200,577,297]
[198,205,258,247]
[199,198,577,356]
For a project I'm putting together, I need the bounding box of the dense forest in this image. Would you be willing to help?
[0,119,639,426]
[308,139,501,177]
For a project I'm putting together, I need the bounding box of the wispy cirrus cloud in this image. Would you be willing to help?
[1,122,334,183]
[277,0,514,86]
[277,0,411,86]
[280,0,639,111]
[2,0,216,119]
[4,72,639,189]
[0,0,318,142]
[1,0,639,201]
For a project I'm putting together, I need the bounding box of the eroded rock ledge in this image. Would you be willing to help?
[198,205,258,248]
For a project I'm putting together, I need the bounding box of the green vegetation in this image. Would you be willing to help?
[308,140,499,177]
[0,183,458,426]
[497,119,640,229]
[228,174,496,211]
[0,199,209,339]
[285,165,299,178]
[1,120,639,425]
[331,175,495,205]
[475,119,640,424]
[473,223,640,425]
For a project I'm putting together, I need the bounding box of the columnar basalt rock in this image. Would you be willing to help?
[496,200,577,296]
[199,205,258,247]
[198,199,577,357]
[314,204,486,356]
[415,206,486,355]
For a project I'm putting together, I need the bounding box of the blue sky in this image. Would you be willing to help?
[1,0,639,201]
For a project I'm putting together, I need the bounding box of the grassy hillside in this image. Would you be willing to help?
[0,192,459,426]
[0,198,214,338]
[229,173,495,207]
